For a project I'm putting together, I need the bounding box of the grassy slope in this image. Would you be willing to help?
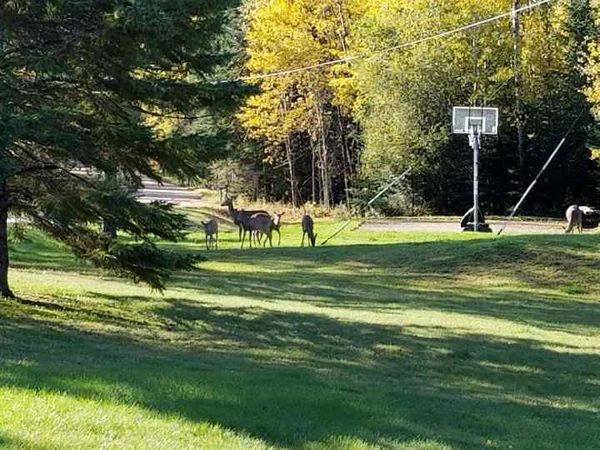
[1,221,600,449]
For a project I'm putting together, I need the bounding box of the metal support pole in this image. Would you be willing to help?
[320,168,411,246]
[470,126,480,232]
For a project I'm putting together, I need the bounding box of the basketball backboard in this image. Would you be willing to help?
[452,107,498,135]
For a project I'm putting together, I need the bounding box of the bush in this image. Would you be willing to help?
[349,176,430,217]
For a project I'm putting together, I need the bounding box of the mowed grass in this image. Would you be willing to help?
[1,220,600,449]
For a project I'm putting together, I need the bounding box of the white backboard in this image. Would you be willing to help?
[452,107,499,135]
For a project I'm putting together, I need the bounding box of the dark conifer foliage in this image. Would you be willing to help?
[0,0,240,296]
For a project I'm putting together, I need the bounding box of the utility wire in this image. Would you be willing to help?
[223,0,553,84]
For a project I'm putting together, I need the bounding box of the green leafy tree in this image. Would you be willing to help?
[585,0,600,108]
[238,0,362,209]
[0,0,241,297]
[351,0,598,214]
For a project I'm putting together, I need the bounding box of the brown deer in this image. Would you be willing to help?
[200,218,219,250]
[239,214,275,249]
[301,214,316,247]
[256,212,284,246]
[221,196,269,241]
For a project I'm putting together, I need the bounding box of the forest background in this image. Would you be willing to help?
[205,0,600,217]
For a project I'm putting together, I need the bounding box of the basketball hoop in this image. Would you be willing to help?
[452,106,499,233]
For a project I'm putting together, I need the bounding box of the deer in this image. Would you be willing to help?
[221,196,269,242]
[256,212,284,246]
[239,213,275,249]
[565,205,583,233]
[200,218,219,250]
[565,205,598,233]
[272,212,284,246]
[301,214,317,247]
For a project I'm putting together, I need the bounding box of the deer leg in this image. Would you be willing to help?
[215,231,218,250]
[301,231,305,247]
[277,229,281,246]
[238,225,243,242]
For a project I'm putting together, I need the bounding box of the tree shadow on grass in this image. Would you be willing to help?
[4,232,600,446]
[164,260,600,338]
[0,434,55,450]
[1,300,599,449]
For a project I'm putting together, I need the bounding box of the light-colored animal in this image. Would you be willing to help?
[565,205,583,233]
[239,214,275,249]
[201,218,219,250]
[221,196,269,242]
[272,212,284,246]
[256,212,284,246]
[301,214,316,247]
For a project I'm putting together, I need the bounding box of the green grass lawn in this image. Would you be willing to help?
[1,221,600,449]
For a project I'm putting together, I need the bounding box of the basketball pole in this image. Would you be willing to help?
[469,125,481,232]
[320,168,411,246]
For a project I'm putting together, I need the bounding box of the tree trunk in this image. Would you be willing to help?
[513,0,526,192]
[316,104,331,209]
[311,137,317,203]
[337,106,351,210]
[102,221,118,239]
[280,96,298,208]
[0,181,14,298]
[285,134,298,208]
[103,170,118,239]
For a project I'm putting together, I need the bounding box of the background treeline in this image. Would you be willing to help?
[213,0,600,216]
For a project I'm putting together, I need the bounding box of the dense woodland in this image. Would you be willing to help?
[218,0,600,216]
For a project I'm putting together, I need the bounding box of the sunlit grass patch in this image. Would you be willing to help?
[2,222,600,448]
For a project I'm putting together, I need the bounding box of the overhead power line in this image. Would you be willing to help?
[224,0,553,84]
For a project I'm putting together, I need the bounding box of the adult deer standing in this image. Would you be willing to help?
[565,205,583,233]
[257,212,283,246]
[221,196,269,241]
[301,214,316,247]
[201,218,219,250]
[239,214,275,249]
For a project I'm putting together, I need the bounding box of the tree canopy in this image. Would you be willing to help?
[233,0,599,215]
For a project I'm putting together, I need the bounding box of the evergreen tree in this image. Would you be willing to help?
[0,0,241,297]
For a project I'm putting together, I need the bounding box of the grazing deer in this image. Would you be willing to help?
[239,214,274,249]
[301,214,316,247]
[221,196,269,242]
[201,218,219,250]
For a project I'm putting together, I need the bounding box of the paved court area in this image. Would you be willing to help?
[357,218,568,234]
